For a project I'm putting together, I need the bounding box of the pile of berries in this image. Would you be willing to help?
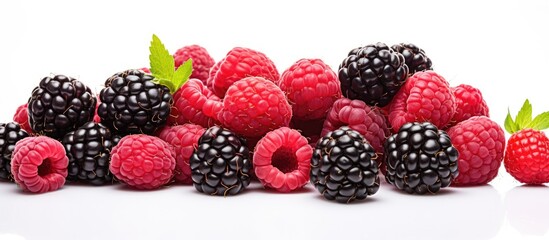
[1,35,546,204]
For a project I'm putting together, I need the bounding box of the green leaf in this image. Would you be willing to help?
[149,34,174,82]
[527,111,549,131]
[504,109,519,134]
[172,59,193,91]
[152,78,176,93]
[515,99,532,129]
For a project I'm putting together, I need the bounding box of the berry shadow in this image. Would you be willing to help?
[246,185,316,195]
[387,185,457,197]
[114,183,176,192]
[312,194,380,205]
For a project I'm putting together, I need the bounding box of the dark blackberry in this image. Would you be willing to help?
[384,122,459,194]
[97,69,172,135]
[62,122,120,185]
[338,42,409,107]
[28,75,96,139]
[391,43,433,74]
[190,126,251,196]
[311,126,380,203]
[0,122,29,180]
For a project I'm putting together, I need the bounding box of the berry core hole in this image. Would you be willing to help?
[38,159,53,177]
[271,147,298,174]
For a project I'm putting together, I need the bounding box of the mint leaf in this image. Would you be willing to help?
[172,59,193,91]
[527,111,549,131]
[504,109,519,134]
[515,99,532,129]
[149,34,174,82]
[152,78,176,93]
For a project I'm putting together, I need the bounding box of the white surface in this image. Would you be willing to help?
[1,0,548,239]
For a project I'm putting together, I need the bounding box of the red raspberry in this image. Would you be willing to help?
[157,124,205,184]
[388,71,456,131]
[13,103,33,134]
[254,127,312,192]
[140,67,151,74]
[168,79,222,128]
[450,84,490,124]
[173,44,215,84]
[321,98,389,155]
[505,129,549,184]
[206,61,220,91]
[93,96,101,123]
[11,136,68,193]
[218,77,292,138]
[279,59,341,120]
[447,116,505,186]
[210,47,280,98]
[110,135,176,190]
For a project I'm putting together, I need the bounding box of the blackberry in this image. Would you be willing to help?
[28,75,96,139]
[391,43,433,74]
[190,126,251,196]
[384,122,459,194]
[97,69,172,135]
[311,126,380,203]
[0,122,29,180]
[338,42,409,107]
[62,122,119,185]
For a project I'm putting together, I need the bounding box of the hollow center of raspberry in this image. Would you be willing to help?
[271,148,298,174]
[38,159,53,176]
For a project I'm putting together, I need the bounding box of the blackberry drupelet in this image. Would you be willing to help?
[311,126,380,203]
[0,122,29,180]
[28,75,96,139]
[62,122,119,185]
[391,43,433,74]
[338,42,409,107]
[384,122,459,194]
[190,126,252,196]
[97,69,172,135]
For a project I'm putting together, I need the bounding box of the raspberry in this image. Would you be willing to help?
[109,135,176,189]
[447,117,505,186]
[0,122,29,180]
[384,122,459,194]
[190,126,252,196]
[505,129,549,184]
[321,98,389,155]
[10,136,68,193]
[158,124,205,184]
[450,84,489,124]
[168,79,222,128]
[311,126,380,203]
[140,67,151,74]
[206,61,220,91]
[210,47,280,98]
[218,77,292,138]
[93,96,101,123]
[173,44,215,84]
[387,71,456,131]
[13,103,33,134]
[279,59,341,120]
[253,127,312,192]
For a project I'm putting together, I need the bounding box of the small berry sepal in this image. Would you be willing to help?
[505,99,549,134]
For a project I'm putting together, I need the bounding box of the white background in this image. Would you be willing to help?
[1,0,548,239]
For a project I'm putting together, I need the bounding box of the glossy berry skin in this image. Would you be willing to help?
[504,129,549,184]
[0,122,29,180]
[388,71,456,131]
[253,127,312,193]
[278,59,342,120]
[384,122,459,194]
[11,136,68,193]
[110,135,176,190]
[311,127,380,203]
[190,126,252,196]
[173,44,215,84]
[28,75,96,139]
[391,43,433,74]
[218,77,292,138]
[98,69,172,136]
[450,84,490,124]
[338,42,409,107]
[168,79,222,128]
[210,47,280,98]
[62,122,119,185]
[447,117,505,186]
[13,103,33,134]
[157,124,205,184]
